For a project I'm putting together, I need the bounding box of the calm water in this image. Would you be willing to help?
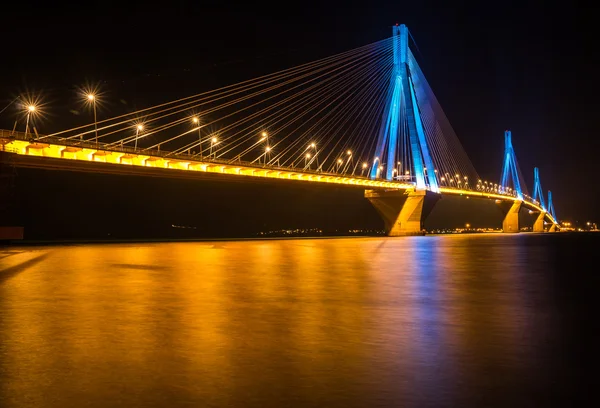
[1,234,597,407]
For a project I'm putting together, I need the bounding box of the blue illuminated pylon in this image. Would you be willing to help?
[370,24,438,192]
[532,167,546,210]
[547,191,556,220]
[500,130,523,200]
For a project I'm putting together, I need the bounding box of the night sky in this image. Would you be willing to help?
[1,0,597,228]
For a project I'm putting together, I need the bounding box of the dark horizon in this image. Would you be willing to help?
[1,0,597,224]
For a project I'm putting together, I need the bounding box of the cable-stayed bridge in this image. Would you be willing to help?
[0,24,559,235]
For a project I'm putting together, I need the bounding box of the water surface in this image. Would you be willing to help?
[1,234,597,407]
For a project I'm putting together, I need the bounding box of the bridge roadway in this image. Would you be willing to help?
[0,131,557,230]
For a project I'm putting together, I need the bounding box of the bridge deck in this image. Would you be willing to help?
[0,135,412,191]
[0,132,556,225]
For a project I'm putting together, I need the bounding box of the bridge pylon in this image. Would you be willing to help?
[370,24,438,192]
[547,190,558,231]
[498,130,526,232]
[500,130,523,200]
[533,211,546,233]
[365,189,440,236]
[498,200,522,233]
[532,167,547,232]
[366,24,442,236]
[532,167,546,210]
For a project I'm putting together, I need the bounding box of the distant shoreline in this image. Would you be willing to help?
[3,231,588,247]
[1,234,378,247]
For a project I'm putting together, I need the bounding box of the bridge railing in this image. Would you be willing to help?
[0,129,29,139]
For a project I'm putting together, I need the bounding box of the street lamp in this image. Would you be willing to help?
[261,132,269,164]
[87,94,98,145]
[265,146,271,165]
[25,104,36,138]
[308,142,319,169]
[192,117,202,157]
[305,152,311,168]
[362,162,368,176]
[343,150,352,174]
[210,136,218,158]
[134,124,144,149]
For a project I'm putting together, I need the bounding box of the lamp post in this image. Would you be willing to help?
[343,150,352,174]
[261,132,269,164]
[87,94,98,146]
[309,142,319,170]
[24,105,36,139]
[134,124,144,149]
[210,136,218,159]
[305,152,311,168]
[361,162,368,176]
[192,117,202,158]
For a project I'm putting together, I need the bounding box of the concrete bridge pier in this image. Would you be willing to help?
[533,211,546,233]
[549,224,559,232]
[499,200,522,233]
[365,189,441,236]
